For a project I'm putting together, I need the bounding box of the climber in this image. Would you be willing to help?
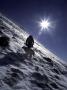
[25,35,34,48]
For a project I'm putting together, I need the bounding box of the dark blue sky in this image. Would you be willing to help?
[0,0,67,61]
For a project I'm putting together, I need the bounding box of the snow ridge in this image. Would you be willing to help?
[0,13,67,90]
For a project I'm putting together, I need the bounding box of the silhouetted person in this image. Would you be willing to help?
[25,35,34,48]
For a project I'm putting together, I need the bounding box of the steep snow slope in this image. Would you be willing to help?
[0,13,67,90]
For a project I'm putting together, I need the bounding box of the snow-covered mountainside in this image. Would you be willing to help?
[0,13,67,90]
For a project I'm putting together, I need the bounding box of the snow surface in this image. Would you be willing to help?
[0,13,67,90]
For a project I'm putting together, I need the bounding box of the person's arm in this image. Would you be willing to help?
[32,39,34,45]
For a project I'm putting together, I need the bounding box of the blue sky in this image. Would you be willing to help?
[0,0,67,61]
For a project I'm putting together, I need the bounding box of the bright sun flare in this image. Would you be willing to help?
[40,19,51,30]
[38,18,52,35]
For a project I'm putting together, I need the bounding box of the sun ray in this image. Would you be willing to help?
[38,18,52,35]
[39,19,51,30]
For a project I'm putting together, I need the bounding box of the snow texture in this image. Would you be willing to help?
[0,13,67,90]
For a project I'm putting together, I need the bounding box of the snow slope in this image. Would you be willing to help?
[0,13,67,90]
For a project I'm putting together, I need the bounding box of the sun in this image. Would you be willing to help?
[38,18,52,35]
[39,19,51,30]
[37,18,56,36]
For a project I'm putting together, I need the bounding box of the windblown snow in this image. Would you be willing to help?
[0,13,67,90]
